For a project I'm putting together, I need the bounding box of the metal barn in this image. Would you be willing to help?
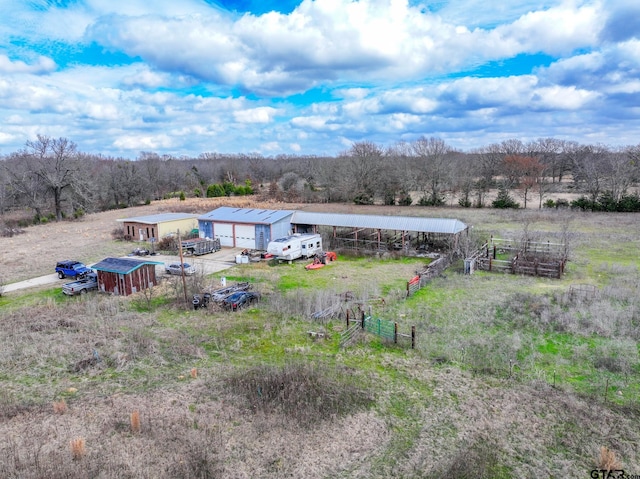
[198,207,294,250]
[92,257,163,296]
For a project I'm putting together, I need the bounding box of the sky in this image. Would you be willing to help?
[0,0,639,159]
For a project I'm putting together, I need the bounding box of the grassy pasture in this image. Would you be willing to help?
[1,206,639,477]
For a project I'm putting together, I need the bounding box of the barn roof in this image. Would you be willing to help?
[290,211,468,235]
[117,213,198,224]
[92,257,163,275]
[199,207,294,224]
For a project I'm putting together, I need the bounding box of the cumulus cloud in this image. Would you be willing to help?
[233,106,278,123]
[0,55,56,74]
[84,0,602,96]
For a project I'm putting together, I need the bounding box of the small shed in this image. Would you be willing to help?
[117,213,199,242]
[92,257,163,296]
[198,207,295,250]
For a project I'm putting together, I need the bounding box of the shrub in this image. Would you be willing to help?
[206,183,225,198]
[224,362,374,426]
[544,199,556,208]
[398,191,413,206]
[179,191,186,201]
[111,227,126,241]
[571,196,595,211]
[492,188,519,209]
[458,197,472,208]
[353,193,374,205]
[596,446,622,471]
[418,194,445,207]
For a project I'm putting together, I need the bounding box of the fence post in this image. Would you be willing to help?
[411,326,415,349]
[361,311,365,329]
[394,322,398,344]
[346,309,350,329]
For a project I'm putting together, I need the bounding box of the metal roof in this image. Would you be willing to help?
[117,213,198,224]
[290,211,468,235]
[92,257,163,275]
[199,207,295,224]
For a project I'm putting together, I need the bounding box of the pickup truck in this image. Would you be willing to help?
[56,260,92,279]
[62,273,98,296]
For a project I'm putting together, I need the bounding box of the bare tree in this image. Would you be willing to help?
[340,141,384,204]
[572,144,610,205]
[3,152,49,220]
[24,135,79,221]
[412,136,452,206]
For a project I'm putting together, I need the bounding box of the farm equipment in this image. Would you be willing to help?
[305,251,337,270]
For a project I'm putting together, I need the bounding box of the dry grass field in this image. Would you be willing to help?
[1,198,640,478]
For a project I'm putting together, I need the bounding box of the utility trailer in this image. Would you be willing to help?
[181,238,221,256]
[267,233,323,261]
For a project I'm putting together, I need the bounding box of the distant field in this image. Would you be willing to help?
[1,199,639,478]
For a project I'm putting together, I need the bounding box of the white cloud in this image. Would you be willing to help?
[233,107,278,123]
[113,133,174,150]
[83,0,604,95]
[0,55,56,74]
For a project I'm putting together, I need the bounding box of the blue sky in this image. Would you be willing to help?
[1,0,639,158]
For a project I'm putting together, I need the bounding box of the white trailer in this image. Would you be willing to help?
[267,233,322,261]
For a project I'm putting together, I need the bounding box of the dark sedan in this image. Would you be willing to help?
[222,291,261,311]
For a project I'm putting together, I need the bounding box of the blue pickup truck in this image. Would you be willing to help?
[55,260,92,279]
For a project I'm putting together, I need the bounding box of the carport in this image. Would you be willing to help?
[290,211,468,253]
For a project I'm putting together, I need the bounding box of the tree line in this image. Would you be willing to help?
[1,134,640,224]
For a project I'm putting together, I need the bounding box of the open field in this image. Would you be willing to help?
[1,200,640,478]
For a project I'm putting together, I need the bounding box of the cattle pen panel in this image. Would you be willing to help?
[466,238,567,279]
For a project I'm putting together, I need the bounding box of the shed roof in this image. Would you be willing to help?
[117,213,198,224]
[291,211,468,235]
[199,207,294,224]
[92,257,163,275]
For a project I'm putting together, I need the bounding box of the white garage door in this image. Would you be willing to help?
[214,223,234,247]
[234,224,255,249]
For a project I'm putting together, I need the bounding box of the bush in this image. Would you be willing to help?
[225,362,374,426]
[544,199,556,208]
[111,227,126,241]
[570,196,594,211]
[418,194,445,207]
[492,188,519,209]
[206,183,225,198]
[179,191,186,201]
[398,191,413,206]
[353,193,374,205]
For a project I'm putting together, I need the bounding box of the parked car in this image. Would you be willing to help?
[222,291,261,311]
[165,262,196,276]
[62,273,98,296]
[55,260,92,279]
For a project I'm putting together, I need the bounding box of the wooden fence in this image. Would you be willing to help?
[465,238,567,279]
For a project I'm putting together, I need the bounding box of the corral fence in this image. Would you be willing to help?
[340,312,416,349]
[406,255,452,297]
[465,237,567,279]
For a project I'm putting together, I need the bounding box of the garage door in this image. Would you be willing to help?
[234,224,255,249]
[214,223,234,247]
